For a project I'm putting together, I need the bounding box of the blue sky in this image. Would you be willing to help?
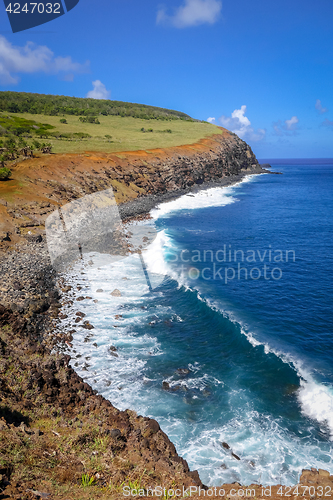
[0,0,332,158]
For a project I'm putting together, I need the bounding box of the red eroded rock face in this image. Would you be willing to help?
[0,131,260,246]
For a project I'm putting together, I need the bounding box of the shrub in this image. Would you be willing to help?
[81,474,96,487]
[0,167,11,180]
[73,132,91,139]
[35,129,52,138]
[18,137,27,148]
[79,116,100,124]
[60,118,67,124]
[5,137,16,151]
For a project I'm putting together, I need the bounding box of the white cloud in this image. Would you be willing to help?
[86,80,111,100]
[0,35,89,85]
[207,117,216,123]
[315,99,328,114]
[285,116,299,130]
[157,0,222,28]
[273,115,299,135]
[219,105,265,141]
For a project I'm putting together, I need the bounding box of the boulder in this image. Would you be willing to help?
[0,232,11,242]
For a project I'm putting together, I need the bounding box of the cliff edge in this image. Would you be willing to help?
[0,129,261,245]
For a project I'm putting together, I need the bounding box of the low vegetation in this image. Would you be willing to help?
[0,133,52,176]
[0,167,11,180]
[0,111,223,156]
[0,92,223,164]
[0,113,55,138]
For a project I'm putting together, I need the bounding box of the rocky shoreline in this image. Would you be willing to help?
[118,164,268,220]
[0,132,331,498]
[0,240,205,500]
[1,187,332,499]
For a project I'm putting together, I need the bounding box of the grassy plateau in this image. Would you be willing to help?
[0,112,222,154]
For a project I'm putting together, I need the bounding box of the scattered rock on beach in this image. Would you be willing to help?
[110,289,122,297]
[82,321,94,330]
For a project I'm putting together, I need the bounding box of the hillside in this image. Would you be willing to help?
[0,91,193,121]
[0,92,222,158]
[0,111,222,155]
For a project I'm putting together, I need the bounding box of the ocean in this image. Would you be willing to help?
[63,159,333,486]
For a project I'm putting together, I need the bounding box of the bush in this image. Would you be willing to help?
[5,137,16,151]
[35,129,52,138]
[0,167,11,180]
[18,137,27,148]
[60,118,67,124]
[73,132,91,139]
[78,116,100,124]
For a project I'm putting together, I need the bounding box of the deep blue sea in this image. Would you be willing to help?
[65,160,333,486]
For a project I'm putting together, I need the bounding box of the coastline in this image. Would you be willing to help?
[119,164,269,220]
[1,162,332,497]
[0,168,267,497]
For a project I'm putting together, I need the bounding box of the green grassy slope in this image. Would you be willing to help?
[0,92,223,156]
[11,112,222,153]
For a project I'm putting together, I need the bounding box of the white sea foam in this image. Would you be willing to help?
[62,262,333,485]
[142,229,333,440]
[59,171,333,486]
[173,409,333,486]
[150,174,261,219]
[195,291,333,440]
[150,187,237,219]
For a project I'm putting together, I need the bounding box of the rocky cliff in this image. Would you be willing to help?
[0,131,332,499]
[0,129,261,245]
